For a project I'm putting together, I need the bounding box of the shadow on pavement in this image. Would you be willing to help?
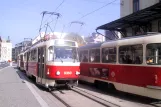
[78,81,161,107]
[15,68,48,92]
[14,67,161,107]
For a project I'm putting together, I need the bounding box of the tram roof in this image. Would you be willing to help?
[101,33,161,48]
[97,2,161,31]
[79,43,103,50]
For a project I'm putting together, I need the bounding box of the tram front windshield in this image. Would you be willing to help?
[48,46,79,62]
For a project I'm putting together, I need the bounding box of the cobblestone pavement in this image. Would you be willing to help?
[0,67,41,107]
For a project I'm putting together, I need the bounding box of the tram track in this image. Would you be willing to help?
[49,87,120,107]
[17,69,159,107]
[72,87,120,107]
[50,91,71,107]
[73,87,120,107]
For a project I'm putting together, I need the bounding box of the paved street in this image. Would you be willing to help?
[0,62,9,69]
[0,65,161,107]
[0,66,41,107]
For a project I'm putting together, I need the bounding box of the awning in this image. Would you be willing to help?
[97,2,161,31]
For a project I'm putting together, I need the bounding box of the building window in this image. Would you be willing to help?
[133,0,139,12]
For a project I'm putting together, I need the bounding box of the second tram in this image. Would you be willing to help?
[79,33,161,99]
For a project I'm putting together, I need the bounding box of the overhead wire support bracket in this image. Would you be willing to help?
[69,21,85,34]
[39,11,61,33]
[96,29,112,40]
[37,11,62,43]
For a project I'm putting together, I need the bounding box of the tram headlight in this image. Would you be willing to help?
[56,71,60,76]
[47,69,50,75]
[76,71,80,75]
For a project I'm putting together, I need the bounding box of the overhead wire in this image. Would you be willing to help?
[55,0,66,12]
[38,17,57,32]
[79,0,118,20]
[41,0,65,36]
[42,0,65,26]
[34,0,65,43]
[80,0,107,4]
[52,16,59,33]
[75,0,118,40]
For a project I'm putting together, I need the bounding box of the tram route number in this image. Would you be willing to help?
[64,71,72,75]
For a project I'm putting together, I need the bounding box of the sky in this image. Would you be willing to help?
[0,0,120,46]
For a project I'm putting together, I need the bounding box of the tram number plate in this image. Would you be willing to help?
[64,71,72,75]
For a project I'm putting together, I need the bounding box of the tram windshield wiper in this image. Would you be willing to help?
[59,58,63,63]
[73,59,76,63]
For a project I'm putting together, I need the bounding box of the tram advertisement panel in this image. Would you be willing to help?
[89,68,109,78]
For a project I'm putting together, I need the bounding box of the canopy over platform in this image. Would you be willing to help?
[97,2,161,31]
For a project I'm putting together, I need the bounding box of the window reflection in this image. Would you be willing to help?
[119,44,143,64]
[102,47,116,63]
[48,46,79,62]
[146,43,161,65]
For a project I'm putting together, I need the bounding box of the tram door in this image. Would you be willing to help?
[38,47,45,83]
[26,52,29,71]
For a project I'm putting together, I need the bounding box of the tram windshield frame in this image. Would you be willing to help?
[48,45,79,63]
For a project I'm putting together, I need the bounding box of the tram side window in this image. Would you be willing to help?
[28,51,31,61]
[48,46,54,61]
[34,49,37,61]
[24,53,27,61]
[119,44,143,64]
[146,43,161,65]
[89,49,100,63]
[30,50,33,61]
[31,49,37,61]
[102,47,116,63]
[20,55,23,62]
[79,50,88,62]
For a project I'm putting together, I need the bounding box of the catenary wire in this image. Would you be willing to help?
[79,0,118,20]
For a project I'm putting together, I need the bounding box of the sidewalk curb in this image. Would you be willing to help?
[17,71,49,107]
[0,66,11,72]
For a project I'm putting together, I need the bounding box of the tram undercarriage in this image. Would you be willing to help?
[36,77,78,89]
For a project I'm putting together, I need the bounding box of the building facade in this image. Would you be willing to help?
[84,32,105,45]
[120,0,161,36]
[12,48,15,61]
[0,41,12,61]
[15,39,32,62]
[97,1,161,40]
[121,0,160,17]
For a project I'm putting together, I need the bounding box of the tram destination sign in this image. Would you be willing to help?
[55,40,76,47]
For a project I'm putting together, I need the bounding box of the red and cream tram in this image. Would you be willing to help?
[23,39,80,88]
[79,33,161,99]
[17,53,25,71]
